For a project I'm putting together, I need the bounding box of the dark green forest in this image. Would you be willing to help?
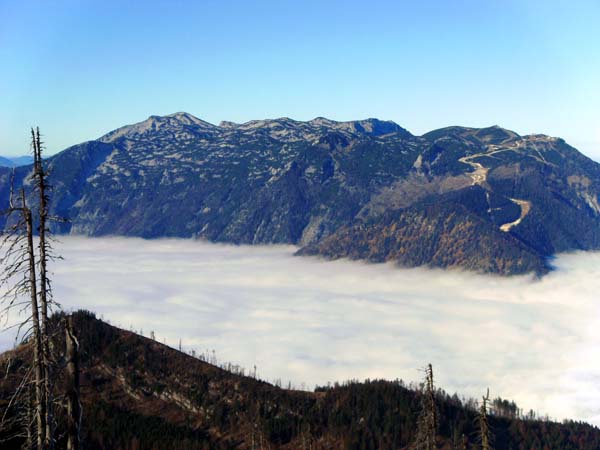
[1,311,598,450]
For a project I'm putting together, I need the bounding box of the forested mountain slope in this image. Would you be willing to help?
[1,311,598,449]
[2,113,600,274]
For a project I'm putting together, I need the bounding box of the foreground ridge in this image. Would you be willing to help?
[1,311,598,449]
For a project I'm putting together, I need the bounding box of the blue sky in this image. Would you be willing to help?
[1,0,599,158]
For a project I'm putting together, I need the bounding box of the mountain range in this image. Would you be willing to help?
[0,155,33,167]
[2,112,600,275]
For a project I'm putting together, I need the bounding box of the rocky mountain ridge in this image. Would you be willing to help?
[0,155,34,167]
[1,112,599,275]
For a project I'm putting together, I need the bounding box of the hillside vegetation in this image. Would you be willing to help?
[1,311,598,449]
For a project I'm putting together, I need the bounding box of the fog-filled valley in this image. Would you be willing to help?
[2,236,598,426]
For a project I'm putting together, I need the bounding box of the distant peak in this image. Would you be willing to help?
[99,112,217,143]
[352,118,411,137]
[309,117,339,126]
[473,126,520,144]
[166,111,197,121]
[219,120,239,128]
[234,117,303,131]
[308,117,410,137]
[167,111,191,117]
[423,125,520,144]
[0,155,34,167]
[164,112,216,128]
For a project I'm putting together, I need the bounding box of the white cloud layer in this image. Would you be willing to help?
[2,236,600,425]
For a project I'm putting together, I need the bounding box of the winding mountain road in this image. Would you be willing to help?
[459,153,531,232]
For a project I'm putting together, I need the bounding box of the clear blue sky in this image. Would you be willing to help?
[1,0,599,158]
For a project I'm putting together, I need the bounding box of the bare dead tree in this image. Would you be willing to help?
[1,129,63,449]
[31,127,58,448]
[0,221,44,449]
[0,186,48,448]
[411,364,438,450]
[478,389,492,450]
[23,189,47,449]
[65,316,80,450]
[26,382,34,449]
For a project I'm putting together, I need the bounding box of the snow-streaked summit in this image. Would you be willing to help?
[100,112,218,143]
[100,112,413,144]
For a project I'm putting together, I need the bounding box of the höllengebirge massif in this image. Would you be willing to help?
[2,112,599,275]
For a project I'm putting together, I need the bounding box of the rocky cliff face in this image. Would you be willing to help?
[2,113,600,275]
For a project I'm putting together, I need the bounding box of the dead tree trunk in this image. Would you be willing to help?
[22,190,46,449]
[412,363,437,450]
[426,364,436,447]
[31,127,54,449]
[32,128,52,448]
[478,389,491,450]
[25,382,34,450]
[1,129,60,449]
[65,316,80,450]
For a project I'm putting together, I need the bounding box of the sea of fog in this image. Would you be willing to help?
[1,236,600,425]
